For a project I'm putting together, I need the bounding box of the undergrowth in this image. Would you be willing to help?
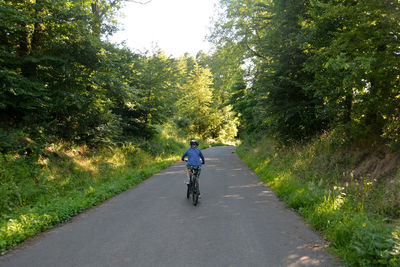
[237,135,400,266]
[0,125,187,252]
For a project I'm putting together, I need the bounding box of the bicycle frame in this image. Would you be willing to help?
[188,166,200,205]
[189,166,200,181]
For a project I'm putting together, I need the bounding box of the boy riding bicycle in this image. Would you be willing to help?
[181,139,205,196]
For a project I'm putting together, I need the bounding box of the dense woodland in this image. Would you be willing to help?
[0,0,237,154]
[210,0,400,146]
[1,0,399,150]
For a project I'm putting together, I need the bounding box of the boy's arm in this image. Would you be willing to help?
[199,151,205,164]
[181,150,188,161]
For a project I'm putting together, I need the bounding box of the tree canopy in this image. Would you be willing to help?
[0,0,239,153]
[2,0,400,152]
[210,0,400,145]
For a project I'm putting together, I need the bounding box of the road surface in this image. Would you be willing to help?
[0,146,340,267]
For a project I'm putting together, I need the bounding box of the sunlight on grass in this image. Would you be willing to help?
[393,227,400,256]
[156,155,180,162]
[45,174,56,181]
[333,193,346,211]
[60,177,70,186]
[107,151,127,167]
[312,192,346,224]
[293,159,304,170]
[85,186,95,195]
[1,213,52,244]
[73,158,98,173]
[256,158,271,172]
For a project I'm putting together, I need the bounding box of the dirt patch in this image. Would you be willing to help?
[351,149,400,179]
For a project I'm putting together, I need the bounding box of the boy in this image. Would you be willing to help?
[181,139,205,194]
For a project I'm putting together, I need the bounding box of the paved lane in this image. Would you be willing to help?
[0,146,340,267]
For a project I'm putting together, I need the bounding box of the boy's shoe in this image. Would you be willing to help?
[185,177,190,184]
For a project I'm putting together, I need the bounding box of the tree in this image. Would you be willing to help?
[303,0,400,140]
[177,63,214,137]
[176,59,238,142]
[0,0,123,148]
[210,0,326,142]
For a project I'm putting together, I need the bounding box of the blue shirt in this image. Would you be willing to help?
[182,147,205,166]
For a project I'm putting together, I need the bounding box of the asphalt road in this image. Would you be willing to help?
[0,146,340,267]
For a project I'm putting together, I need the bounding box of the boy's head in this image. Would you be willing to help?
[190,139,199,148]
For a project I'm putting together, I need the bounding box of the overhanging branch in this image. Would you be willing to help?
[246,43,267,60]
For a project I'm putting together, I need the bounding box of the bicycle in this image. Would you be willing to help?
[186,165,200,206]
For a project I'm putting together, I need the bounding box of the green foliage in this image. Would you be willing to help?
[303,0,400,140]
[237,136,400,266]
[1,0,239,153]
[0,0,123,147]
[211,0,400,144]
[228,0,324,141]
[174,57,239,143]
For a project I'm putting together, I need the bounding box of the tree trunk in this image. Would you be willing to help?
[91,0,101,36]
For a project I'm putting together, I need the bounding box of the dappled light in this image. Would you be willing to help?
[154,170,182,176]
[258,190,274,197]
[204,158,220,161]
[73,158,98,173]
[229,182,264,189]
[5,213,46,235]
[223,194,245,200]
[284,253,323,267]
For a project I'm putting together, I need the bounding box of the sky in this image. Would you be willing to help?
[111,0,219,58]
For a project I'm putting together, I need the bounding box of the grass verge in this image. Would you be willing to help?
[237,137,400,266]
[0,132,187,253]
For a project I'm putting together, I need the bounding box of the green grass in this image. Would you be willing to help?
[0,126,188,252]
[237,136,400,266]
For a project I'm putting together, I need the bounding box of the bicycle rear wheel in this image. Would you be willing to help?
[187,173,193,199]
